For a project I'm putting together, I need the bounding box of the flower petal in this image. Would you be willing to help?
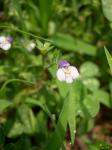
[69,66,79,79]
[57,68,65,81]
[27,42,36,52]
[0,36,5,43]
[65,76,73,83]
[0,43,11,51]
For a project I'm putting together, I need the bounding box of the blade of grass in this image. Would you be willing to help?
[104,47,112,74]
[0,79,35,91]
[44,93,69,150]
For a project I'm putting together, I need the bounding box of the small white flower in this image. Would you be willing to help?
[0,36,13,51]
[26,42,36,52]
[57,60,79,83]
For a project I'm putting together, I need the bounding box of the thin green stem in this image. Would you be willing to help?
[0,25,53,43]
[0,79,35,91]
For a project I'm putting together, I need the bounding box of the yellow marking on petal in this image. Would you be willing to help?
[62,67,71,75]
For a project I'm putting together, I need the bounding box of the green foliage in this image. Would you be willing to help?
[52,33,97,56]
[38,0,53,34]
[0,100,13,112]
[0,0,112,149]
[101,0,112,22]
[80,62,99,77]
[105,47,112,74]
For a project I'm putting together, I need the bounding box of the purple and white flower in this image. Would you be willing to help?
[57,60,79,83]
[0,36,13,51]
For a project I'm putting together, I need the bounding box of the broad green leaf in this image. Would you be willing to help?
[68,85,76,145]
[56,81,70,98]
[104,47,112,74]
[51,33,97,56]
[68,115,76,145]
[80,62,99,77]
[93,90,111,107]
[17,105,36,134]
[68,80,87,143]
[45,94,69,150]
[25,97,45,107]
[83,95,100,117]
[0,66,6,75]
[6,106,35,137]
[78,118,94,136]
[68,82,79,144]
[7,119,23,138]
[71,81,88,118]
[0,100,13,112]
[35,111,48,135]
[101,0,112,22]
[25,97,56,116]
[82,78,100,92]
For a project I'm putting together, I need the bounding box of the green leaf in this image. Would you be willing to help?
[101,0,112,22]
[17,105,36,134]
[48,64,57,78]
[0,100,13,112]
[68,82,79,144]
[51,33,97,56]
[80,62,99,77]
[87,144,100,150]
[25,97,55,118]
[70,81,87,118]
[56,81,70,98]
[7,118,23,138]
[35,111,48,136]
[95,140,112,149]
[104,47,112,74]
[25,98,45,111]
[83,95,100,117]
[68,81,87,143]
[36,40,44,50]
[39,0,53,33]
[68,116,76,145]
[82,78,100,92]
[45,94,69,150]
[109,81,112,95]
[93,90,111,107]
[0,66,6,75]
[78,118,94,136]
[6,104,36,138]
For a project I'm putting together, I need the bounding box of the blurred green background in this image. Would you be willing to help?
[0,0,112,150]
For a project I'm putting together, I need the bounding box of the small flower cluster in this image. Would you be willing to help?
[26,41,36,52]
[20,39,36,52]
[0,36,36,52]
[57,60,79,83]
[0,36,13,51]
[0,36,79,84]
